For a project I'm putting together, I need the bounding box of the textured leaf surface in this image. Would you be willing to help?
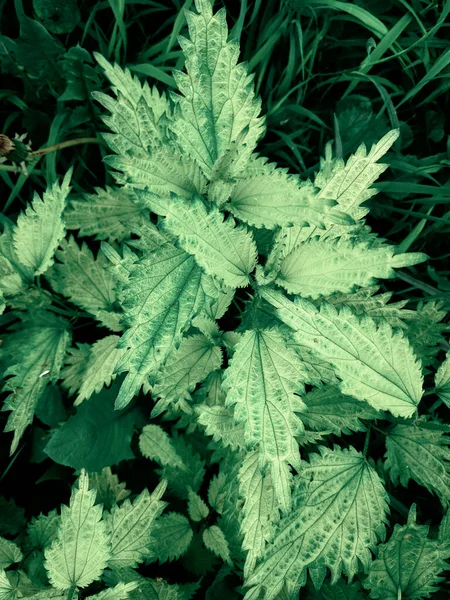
[245,447,388,600]
[115,244,208,408]
[106,480,167,567]
[223,328,307,510]
[66,186,149,241]
[276,238,426,299]
[435,352,450,407]
[238,451,278,577]
[262,288,423,418]
[75,336,125,405]
[48,236,121,331]
[13,170,72,275]
[385,421,450,507]
[364,506,450,600]
[151,334,222,416]
[44,470,110,590]
[299,385,380,435]
[26,509,60,551]
[171,0,264,178]
[229,159,334,229]
[2,312,71,454]
[89,582,139,599]
[139,425,186,471]
[148,513,193,563]
[202,525,232,565]
[0,537,22,569]
[87,468,130,510]
[165,197,257,288]
[187,488,209,522]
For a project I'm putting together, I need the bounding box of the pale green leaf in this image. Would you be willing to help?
[13,170,72,276]
[155,435,205,500]
[262,288,423,418]
[66,186,149,241]
[276,237,426,299]
[187,488,209,522]
[60,343,91,397]
[44,470,110,590]
[385,421,450,507]
[94,54,170,156]
[106,480,167,567]
[88,582,139,599]
[299,385,380,435]
[148,513,193,563]
[0,538,22,569]
[0,570,14,600]
[151,334,222,417]
[48,236,121,331]
[25,509,60,551]
[75,336,125,405]
[223,328,307,510]
[114,244,208,409]
[202,525,232,566]
[238,451,278,578]
[195,404,245,451]
[435,352,450,407]
[245,446,388,600]
[208,472,228,515]
[2,312,71,454]
[171,0,264,178]
[229,158,334,229]
[364,506,450,600]
[139,425,186,471]
[164,196,258,288]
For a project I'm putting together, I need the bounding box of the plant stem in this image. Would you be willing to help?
[363,427,371,457]
[30,137,104,157]
[66,585,77,600]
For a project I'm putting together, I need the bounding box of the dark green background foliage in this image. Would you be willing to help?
[0,0,450,598]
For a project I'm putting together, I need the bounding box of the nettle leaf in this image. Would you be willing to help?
[325,286,415,329]
[151,334,222,417]
[2,311,71,454]
[208,472,228,515]
[60,343,91,396]
[202,525,232,566]
[299,385,380,436]
[435,352,450,407]
[139,424,187,471]
[314,129,399,227]
[44,470,110,590]
[187,488,209,522]
[195,404,245,451]
[115,244,209,409]
[13,170,72,276]
[229,158,335,229]
[155,435,206,500]
[405,300,448,368]
[238,450,278,578]
[262,288,423,418]
[148,513,193,563]
[88,582,139,599]
[171,0,264,178]
[45,382,144,472]
[164,196,258,289]
[94,54,170,157]
[48,236,121,331]
[276,238,426,299]
[385,420,450,507]
[87,468,130,511]
[66,186,149,242]
[0,537,22,569]
[25,509,60,551]
[363,506,450,600]
[244,446,389,600]
[74,336,125,405]
[105,480,167,567]
[223,328,307,511]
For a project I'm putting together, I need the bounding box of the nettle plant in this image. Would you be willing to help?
[1,0,450,599]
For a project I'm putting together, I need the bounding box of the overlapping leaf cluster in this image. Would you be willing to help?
[0,1,449,599]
